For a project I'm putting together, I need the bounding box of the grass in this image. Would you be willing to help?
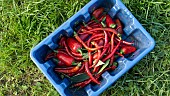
[0,0,169,96]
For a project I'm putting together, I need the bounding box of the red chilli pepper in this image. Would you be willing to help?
[92,7,104,19]
[120,45,136,55]
[102,40,121,62]
[91,41,101,68]
[72,65,116,88]
[84,61,100,84]
[74,32,103,51]
[106,15,116,28]
[58,37,66,47]
[115,19,123,34]
[110,33,115,65]
[85,28,118,35]
[53,58,66,66]
[93,36,104,41]
[55,50,76,66]
[98,39,104,46]
[45,52,55,61]
[55,63,81,73]
[67,38,82,54]
[63,41,84,61]
[87,33,104,46]
[115,38,134,45]
[79,34,89,41]
[67,64,85,76]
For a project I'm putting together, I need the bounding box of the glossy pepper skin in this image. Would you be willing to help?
[67,38,82,53]
[120,45,136,55]
[55,63,81,73]
[55,51,75,66]
[115,19,123,34]
[92,7,104,19]
[58,37,66,47]
[106,15,116,28]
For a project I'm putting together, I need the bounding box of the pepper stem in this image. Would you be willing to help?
[72,61,77,66]
[74,31,77,36]
[77,48,83,55]
[110,24,116,28]
[120,49,124,54]
[82,53,89,59]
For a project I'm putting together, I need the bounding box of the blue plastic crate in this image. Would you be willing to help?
[30,0,155,96]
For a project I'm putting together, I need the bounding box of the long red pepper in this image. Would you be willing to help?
[45,52,55,61]
[93,36,104,41]
[54,67,74,70]
[115,38,134,45]
[98,39,104,46]
[91,41,101,68]
[63,41,84,61]
[70,50,82,57]
[79,34,89,41]
[103,31,108,46]
[88,51,93,67]
[74,32,103,51]
[115,19,123,34]
[110,33,115,65]
[87,33,104,46]
[55,63,81,73]
[58,37,66,47]
[84,28,118,35]
[72,65,116,88]
[84,61,100,84]
[102,40,121,62]
[99,43,110,59]
[67,64,85,77]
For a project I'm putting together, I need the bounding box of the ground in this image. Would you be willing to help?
[0,0,170,96]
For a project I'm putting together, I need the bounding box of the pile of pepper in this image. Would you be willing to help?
[45,8,136,88]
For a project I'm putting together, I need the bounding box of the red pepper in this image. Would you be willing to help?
[45,52,55,61]
[102,40,121,62]
[93,36,104,41]
[88,51,93,67]
[84,61,100,84]
[85,28,118,35]
[72,65,116,88]
[87,33,104,46]
[115,19,123,34]
[55,50,76,66]
[106,15,116,28]
[92,7,104,19]
[58,37,66,47]
[54,66,74,70]
[55,63,81,73]
[91,41,101,68]
[103,31,108,46]
[74,32,103,51]
[93,52,98,60]
[99,43,110,59]
[67,64,85,77]
[67,38,82,54]
[53,58,66,66]
[63,41,84,61]
[79,34,89,41]
[110,33,115,65]
[115,38,134,45]
[98,39,104,46]
[120,45,136,55]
